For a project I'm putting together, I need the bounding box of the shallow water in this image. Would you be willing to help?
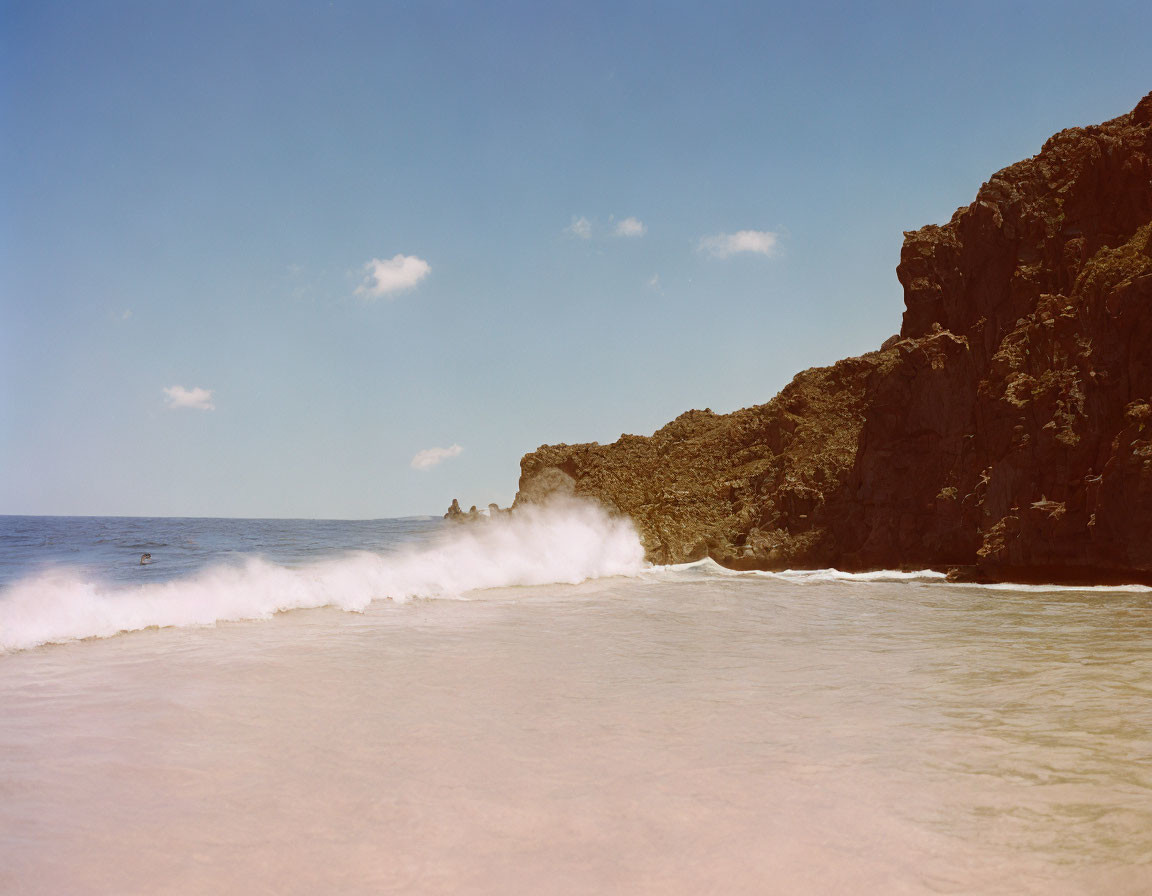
[1,514,1150,894]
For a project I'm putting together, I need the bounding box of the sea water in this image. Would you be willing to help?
[1,507,1150,894]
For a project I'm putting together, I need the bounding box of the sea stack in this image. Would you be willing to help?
[512,92,1152,585]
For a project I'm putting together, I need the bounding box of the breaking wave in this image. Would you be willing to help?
[0,500,646,652]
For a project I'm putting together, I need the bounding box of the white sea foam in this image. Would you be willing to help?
[0,499,647,651]
[647,560,947,584]
[648,560,1150,592]
[765,567,949,584]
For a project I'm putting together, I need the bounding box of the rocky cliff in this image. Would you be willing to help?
[510,93,1152,584]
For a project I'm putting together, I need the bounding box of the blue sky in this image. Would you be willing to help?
[2,0,1149,518]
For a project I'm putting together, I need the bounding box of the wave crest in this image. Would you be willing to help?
[0,500,646,651]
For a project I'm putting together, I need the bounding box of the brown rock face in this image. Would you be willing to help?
[515,354,895,567]
[512,93,1152,584]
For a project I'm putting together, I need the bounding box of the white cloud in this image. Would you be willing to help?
[566,216,592,239]
[699,230,779,259]
[355,254,431,299]
[164,385,215,411]
[647,273,661,290]
[614,217,646,237]
[411,444,463,471]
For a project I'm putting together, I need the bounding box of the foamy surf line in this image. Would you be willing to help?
[767,569,1151,591]
[647,559,1152,592]
[0,501,646,652]
[645,559,947,584]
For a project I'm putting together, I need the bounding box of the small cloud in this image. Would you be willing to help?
[411,444,463,471]
[121,309,133,320]
[164,385,215,411]
[699,229,779,259]
[614,217,646,238]
[355,254,431,299]
[566,216,592,239]
[647,274,661,291]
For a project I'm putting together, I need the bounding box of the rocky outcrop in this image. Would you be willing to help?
[509,93,1152,584]
[513,354,896,567]
[445,499,510,522]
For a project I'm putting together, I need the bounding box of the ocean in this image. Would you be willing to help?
[1,506,1150,894]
